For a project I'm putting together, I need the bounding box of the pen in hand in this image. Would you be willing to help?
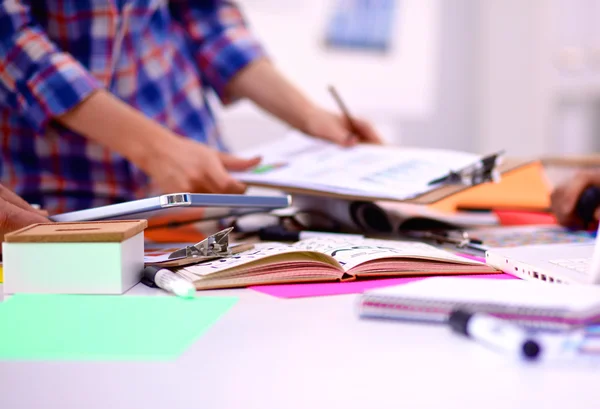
[328,85,360,145]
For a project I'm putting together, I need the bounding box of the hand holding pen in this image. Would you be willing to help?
[301,85,383,146]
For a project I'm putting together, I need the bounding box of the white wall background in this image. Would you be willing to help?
[215,0,600,158]
[478,0,600,157]
[216,0,443,151]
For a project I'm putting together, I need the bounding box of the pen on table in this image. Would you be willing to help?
[141,265,196,299]
[448,309,542,361]
[258,225,363,242]
[328,85,359,144]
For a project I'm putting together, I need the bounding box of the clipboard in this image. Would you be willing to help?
[243,154,537,206]
[427,158,550,212]
[410,157,536,205]
[234,130,551,211]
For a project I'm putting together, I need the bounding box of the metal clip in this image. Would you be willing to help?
[428,151,504,187]
[402,229,484,251]
[168,227,233,260]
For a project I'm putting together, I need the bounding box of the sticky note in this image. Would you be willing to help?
[0,294,237,361]
[0,265,3,283]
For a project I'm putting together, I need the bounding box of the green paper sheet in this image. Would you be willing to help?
[0,294,237,361]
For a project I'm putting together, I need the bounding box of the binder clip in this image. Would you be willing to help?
[403,230,486,253]
[167,227,233,260]
[428,151,504,187]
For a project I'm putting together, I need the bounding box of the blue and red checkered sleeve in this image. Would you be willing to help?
[0,1,102,133]
[169,0,267,104]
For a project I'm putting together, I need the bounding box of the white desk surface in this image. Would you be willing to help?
[1,282,600,409]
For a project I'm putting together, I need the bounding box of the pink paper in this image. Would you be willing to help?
[454,253,486,263]
[249,273,517,299]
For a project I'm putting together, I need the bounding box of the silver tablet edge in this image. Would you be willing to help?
[159,193,192,208]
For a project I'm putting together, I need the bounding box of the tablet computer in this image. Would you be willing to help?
[50,193,292,222]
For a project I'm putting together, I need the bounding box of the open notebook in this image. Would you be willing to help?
[173,237,498,290]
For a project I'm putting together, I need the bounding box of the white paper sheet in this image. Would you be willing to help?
[231,131,481,201]
[294,237,480,270]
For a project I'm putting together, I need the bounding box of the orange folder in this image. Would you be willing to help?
[144,208,216,243]
[430,161,551,213]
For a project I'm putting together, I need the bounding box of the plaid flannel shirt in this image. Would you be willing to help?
[0,0,266,213]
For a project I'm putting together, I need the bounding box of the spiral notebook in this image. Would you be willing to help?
[359,277,600,330]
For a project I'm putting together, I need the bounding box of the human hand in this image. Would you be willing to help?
[303,107,383,147]
[0,184,49,242]
[146,136,261,195]
[550,170,600,228]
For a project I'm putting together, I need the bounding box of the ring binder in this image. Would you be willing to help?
[144,227,251,268]
[167,227,233,260]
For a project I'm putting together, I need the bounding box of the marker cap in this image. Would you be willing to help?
[141,265,162,286]
[448,309,471,336]
[522,340,541,359]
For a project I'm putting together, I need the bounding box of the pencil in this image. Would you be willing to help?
[328,85,359,143]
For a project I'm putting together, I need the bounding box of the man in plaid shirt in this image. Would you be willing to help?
[0,0,381,214]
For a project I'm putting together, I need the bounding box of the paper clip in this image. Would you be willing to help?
[168,227,234,260]
[428,151,505,187]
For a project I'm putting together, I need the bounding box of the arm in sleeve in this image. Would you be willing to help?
[0,0,102,133]
[169,0,267,103]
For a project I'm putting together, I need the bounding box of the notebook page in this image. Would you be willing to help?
[177,242,341,278]
[366,277,600,311]
[231,130,480,201]
[293,237,482,272]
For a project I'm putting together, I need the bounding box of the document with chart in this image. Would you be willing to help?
[232,130,485,202]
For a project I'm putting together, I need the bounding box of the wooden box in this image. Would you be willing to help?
[3,220,147,295]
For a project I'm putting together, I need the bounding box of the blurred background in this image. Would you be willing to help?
[214,0,600,159]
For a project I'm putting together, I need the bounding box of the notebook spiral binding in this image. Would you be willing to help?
[360,295,578,332]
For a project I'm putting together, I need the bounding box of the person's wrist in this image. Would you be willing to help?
[127,126,180,174]
[297,102,322,136]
